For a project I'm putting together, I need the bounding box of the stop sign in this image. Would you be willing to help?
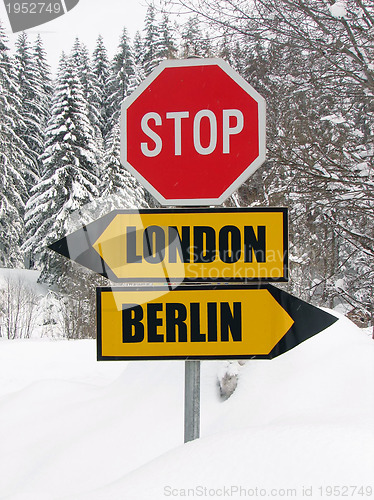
[120,58,266,206]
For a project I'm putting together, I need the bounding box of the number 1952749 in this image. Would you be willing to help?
[5,3,62,14]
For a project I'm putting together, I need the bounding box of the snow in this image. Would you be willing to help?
[334,278,345,290]
[329,1,348,19]
[0,339,123,397]
[321,113,346,124]
[0,313,373,499]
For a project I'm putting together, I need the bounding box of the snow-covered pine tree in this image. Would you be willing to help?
[159,13,177,60]
[70,39,101,135]
[133,31,144,67]
[92,35,112,141]
[101,121,145,210]
[142,3,163,76]
[14,31,45,188]
[106,28,137,130]
[69,38,105,187]
[181,16,208,58]
[102,30,147,211]
[32,34,52,142]
[0,24,32,266]
[126,71,142,97]
[23,54,101,276]
[200,33,212,58]
[132,31,146,84]
[230,41,247,77]
[218,35,233,66]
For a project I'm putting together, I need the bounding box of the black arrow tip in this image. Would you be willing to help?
[266,285,339,359]
[48,236,70,259]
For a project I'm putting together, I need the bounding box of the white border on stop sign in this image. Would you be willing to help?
[120,57,266,206]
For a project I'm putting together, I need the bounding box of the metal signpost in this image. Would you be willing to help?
[184,360,200,443]
[49,58,338,445]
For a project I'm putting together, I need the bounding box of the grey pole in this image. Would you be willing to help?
[184,360,200,443]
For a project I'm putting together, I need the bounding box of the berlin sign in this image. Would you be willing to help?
[97,285,338,360]
[120,58,266,206]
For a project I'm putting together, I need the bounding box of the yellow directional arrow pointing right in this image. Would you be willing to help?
[97,286,294,359]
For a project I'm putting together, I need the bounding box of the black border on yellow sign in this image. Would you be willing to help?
[114,207,289,283]
[96,284,338,361]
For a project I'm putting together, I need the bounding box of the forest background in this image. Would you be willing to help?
[0,0,373,339]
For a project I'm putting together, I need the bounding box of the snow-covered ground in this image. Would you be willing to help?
[0,314,373,499]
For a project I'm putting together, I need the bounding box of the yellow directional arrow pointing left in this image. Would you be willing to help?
[48,209,288,283]
[92,209,287,282]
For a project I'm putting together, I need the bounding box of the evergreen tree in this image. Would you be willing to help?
[181,17,207,58]
[101,122,146,210]
[70,38,105,184]
[218,35,233,65]
[159,14,177,60]
[231,42,247,75]
[33,34,52,141]
[0,24,31,266]
[106,28,137,129]
[200,33,212,57]
[14,32,45,186]
[142,3,163,76]
[133,31,144,68]
[126,72,142,97]
[23,55,101,269]
[92,35,111,141]
[70,38,101,134]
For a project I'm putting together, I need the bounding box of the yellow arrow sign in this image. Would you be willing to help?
[48,209,287,282]
[97,285,338,360]
[97,285,299,360]
[87,209,287,282]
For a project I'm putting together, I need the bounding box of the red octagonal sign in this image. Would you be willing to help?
[120,58,266,205]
